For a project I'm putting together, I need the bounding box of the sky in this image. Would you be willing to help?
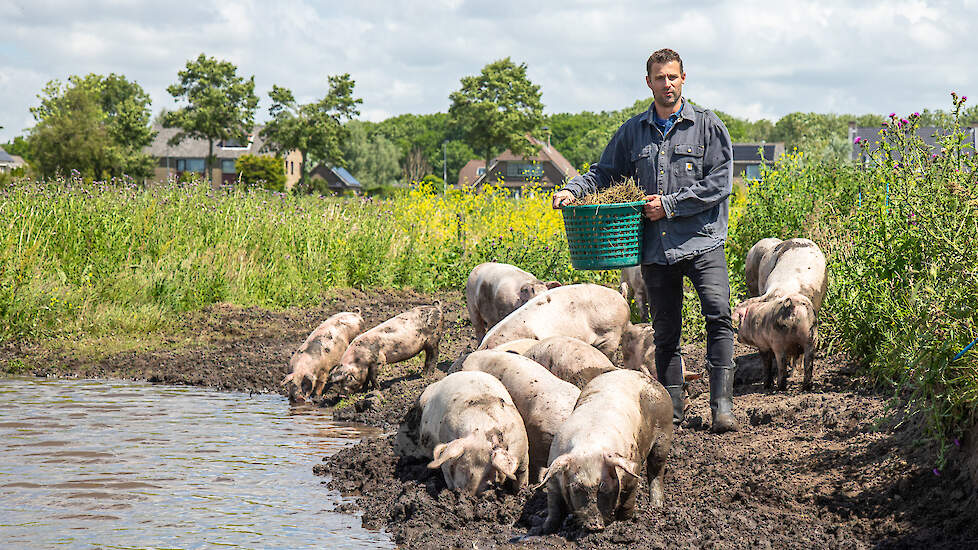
[1,0,977,143]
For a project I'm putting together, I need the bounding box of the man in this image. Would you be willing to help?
[553,48,737,433]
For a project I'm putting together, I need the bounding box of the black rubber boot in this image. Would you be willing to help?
[664,385,685,426]
[709,365,739,433]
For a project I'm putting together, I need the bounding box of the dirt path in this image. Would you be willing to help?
[3,288,976,549]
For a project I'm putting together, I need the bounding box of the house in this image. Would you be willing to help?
[0,147,25,174]
[144,124,303,187]
[458,136,579,193]
[848,122,978,164]
[733,142,785,183]
[308,164,363,193]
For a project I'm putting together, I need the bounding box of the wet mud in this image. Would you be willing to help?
[3,288,976,549]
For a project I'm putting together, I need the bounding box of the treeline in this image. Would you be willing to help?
[4,53,978,191]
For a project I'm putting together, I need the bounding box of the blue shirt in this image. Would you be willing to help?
[652,99,684,137]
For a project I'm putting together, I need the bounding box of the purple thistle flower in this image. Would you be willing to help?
[954,438,961,447]
[963,96,968,101]
[912,112,920,117]
[854,136,862,144]
[933,468,941,476]
[901,118,908,125]
[889,112,896,118]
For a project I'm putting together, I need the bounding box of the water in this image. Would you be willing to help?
[0,377,394,549]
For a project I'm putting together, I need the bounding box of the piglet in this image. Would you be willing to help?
[281,310,363,403]
[734,294,817,390]
[328,301,443,394]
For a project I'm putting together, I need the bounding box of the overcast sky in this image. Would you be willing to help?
[2,0,977,143]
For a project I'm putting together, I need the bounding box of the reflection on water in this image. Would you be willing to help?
[0,377,393,549]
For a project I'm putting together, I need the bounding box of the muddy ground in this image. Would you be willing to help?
[3,287,977,549]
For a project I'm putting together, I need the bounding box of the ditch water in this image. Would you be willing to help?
[0,377,394,549]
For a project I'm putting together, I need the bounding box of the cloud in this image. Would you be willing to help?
[1,0,977,143]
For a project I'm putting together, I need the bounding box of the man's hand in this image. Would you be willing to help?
[552,190,575,209]
[643,194,666,221]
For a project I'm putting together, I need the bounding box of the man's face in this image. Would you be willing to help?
[646,61,685,109]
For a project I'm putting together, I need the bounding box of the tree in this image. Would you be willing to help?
[235,154,286,191]
[261,74,362,192]
[339,121,401,189]
[449,58,544,171]
[162,54,258,184]
[27,74,156,180]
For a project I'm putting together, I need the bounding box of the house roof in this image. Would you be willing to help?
[851,125,977,160]
[471,135,579,187]
[457,159,485,187]
[332,166,362,188]
[732,143,782,163]
[143,124,272,159]
[0,147,14,163]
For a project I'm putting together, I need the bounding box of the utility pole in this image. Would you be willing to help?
[443,139,448,194]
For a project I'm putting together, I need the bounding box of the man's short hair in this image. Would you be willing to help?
[647,49,683,75]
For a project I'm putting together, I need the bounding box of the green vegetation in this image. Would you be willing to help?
[728,95,978,465]
[26,73,156,180]
[261,74,362,192]
[449,57,544,172]
[235,154,286,191]
[161,54,259,184]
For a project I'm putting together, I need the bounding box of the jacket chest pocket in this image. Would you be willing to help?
[672,143,704,183]
[631,144,655,188]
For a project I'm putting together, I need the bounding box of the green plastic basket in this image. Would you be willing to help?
[561,200,646,270]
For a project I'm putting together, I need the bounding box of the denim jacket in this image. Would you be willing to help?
[562,100,733,265]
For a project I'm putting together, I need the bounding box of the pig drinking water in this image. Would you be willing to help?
[536,370,673,533]
[328,302,443,394]
[466,262,560,343]
[478,284,631,360]
[282,310,363,403]
[460,350,580,481]
[393,370,530,494]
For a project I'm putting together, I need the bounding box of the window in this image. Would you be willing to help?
[476,167,486,176]
[744,164,762,181]
[290,161,294,175]
[505,162,543,179]
[176,158,205,172]
[222,159,236,174]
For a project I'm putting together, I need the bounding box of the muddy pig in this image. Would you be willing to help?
[619,266,650,322]
[466,262,561,343]
[393,370,529,494]
[757,238,828,311]
[478,284,631,361]
[522,336,618,389]
[536,370,673,534]
[734,294,817,390]
[619,323,700,382]
[281,310,363,403]
[328,302,443,394]
[493,338,539,355]
[460,350,580,481]
[744,237,783,297]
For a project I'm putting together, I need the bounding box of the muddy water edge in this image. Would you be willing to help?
[3,287,977,549]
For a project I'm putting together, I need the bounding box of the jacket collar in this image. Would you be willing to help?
[645,98,693,126]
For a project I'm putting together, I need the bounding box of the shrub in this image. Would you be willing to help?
[235,154,286,191]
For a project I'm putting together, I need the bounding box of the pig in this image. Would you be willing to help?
[536,370,673,533]
[466,262,561,343]
[522,336,618,389]
[281,310,363,403]
[620,266,650,322]
[756,238,828,311]
[619,323,701,382]
[734,294,818,390]
[478,284,631,361]
[393,370,530,494]
[460,350,580,481]
[744,238,783,297]
[493,338,539,355]
[327,302,443,394]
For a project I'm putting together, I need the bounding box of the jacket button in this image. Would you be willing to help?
[687,147,692,153]
[661,231,666,236]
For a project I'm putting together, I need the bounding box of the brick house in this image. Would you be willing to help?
[457,136,579,193]
[732,142,785,183]
[144,124,303,187]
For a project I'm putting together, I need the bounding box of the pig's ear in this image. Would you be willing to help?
[619,281,630,299]
[428,439,466,469]
[490,448,519,481]
[544,280,561,289]
[604,453,640,480]
[533,454,571,491]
